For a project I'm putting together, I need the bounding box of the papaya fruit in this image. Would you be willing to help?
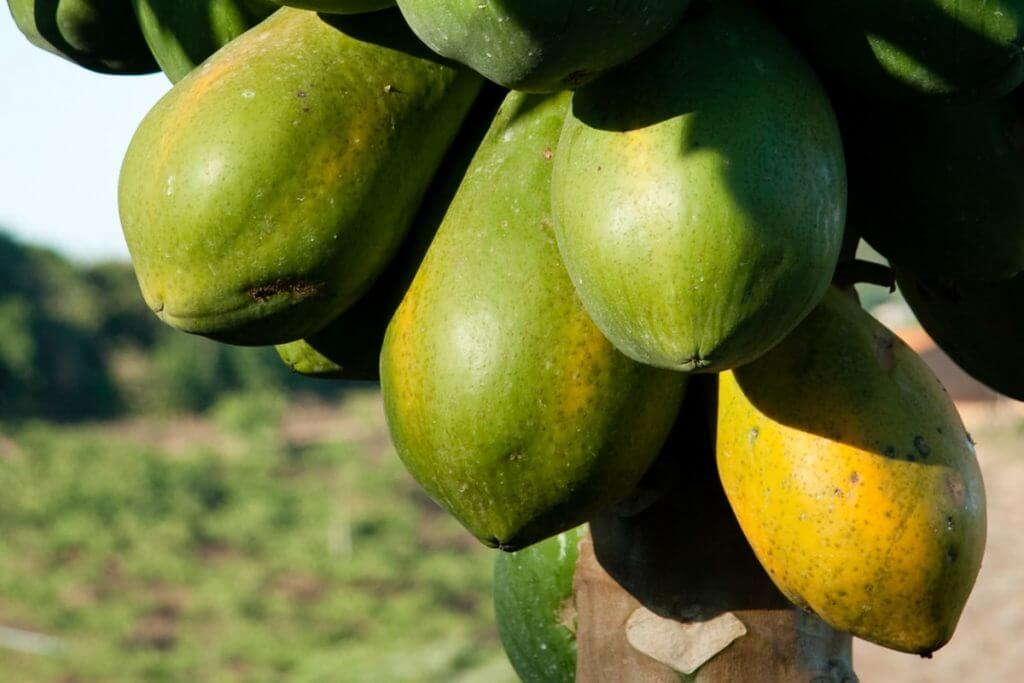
[131,0,278,82]
[394,0,690,92]
[763,0,1024,101]
[274,85,502,381]
[898,270,1024,401]
[587,377,856,681]
[271,1,394,13]
[380,91,687,550]
[494,525,586,683]
[119,9,482,346]
[8,0,157,74]
[551,0,846,373]
[845,91,1024,281]
[716,288,986,654]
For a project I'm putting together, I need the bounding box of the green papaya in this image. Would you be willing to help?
[763,0,1024,101]
[131,0,278,82]
[494,525,586,683]
[8,0,157,74]
[718,289,986,654]
[551,0,846,373]
[898,270,1024,401]
[119,9,481,346]
[275,86,502,381]
[845,91,1024,281]
[271,0,394,13]
[380,92,687,550]
[394,0,690,92]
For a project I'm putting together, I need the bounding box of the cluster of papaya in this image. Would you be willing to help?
[13,0,1019,677]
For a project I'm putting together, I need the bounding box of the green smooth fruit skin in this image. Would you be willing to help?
[395,0,690,92]
[8,0,157,74]
[274,86,502,381]
[898,270,1024,401]
[380,91,687,550]
[763,0,1024,101]
[271,0,394,13]
[551,0,846,373]
[131,0,278,82]
[494,525,586,683]
[846,91,1024,281]
[119,9,482,346]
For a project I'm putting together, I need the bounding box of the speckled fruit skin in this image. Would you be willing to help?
[551,0,846,373]
[395,0,690,93]
[717,289,986,655]
[8,0,157,74]
[119,9,481,346]
[898,270,1024,401]
[132,0,278,82]
[764,0,1024,101]
[846,91,1024,281]
[494,525,586,683]
[274,87,501,381]
[272,0,394,13]
[380,92,687,551]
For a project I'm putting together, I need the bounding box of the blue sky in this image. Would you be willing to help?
[0,11,169,261]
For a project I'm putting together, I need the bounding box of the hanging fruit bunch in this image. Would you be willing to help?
[11,0,1019,678]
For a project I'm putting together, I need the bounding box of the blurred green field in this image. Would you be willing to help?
[0,391,516,683]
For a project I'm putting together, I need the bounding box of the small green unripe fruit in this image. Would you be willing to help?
[764,0,1024,101]
[131,0,278,82]
[494,526,586,683]
[395,0,691,92]
[8,0,157,74]
[271,0,394,13]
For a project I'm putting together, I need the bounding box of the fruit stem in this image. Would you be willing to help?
[834,260,896,291]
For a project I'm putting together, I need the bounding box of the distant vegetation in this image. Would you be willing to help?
[0,231,345,420]
[0,396,513,682]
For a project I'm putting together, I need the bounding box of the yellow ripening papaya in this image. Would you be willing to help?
[118,9,481,346]
[380,91,687,551]
[717,289,986,655]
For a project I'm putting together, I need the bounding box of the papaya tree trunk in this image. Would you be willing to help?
[573,534,855,682]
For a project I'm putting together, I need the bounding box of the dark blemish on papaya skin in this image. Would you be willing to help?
[850,472,859,484]
[914,436,931,458]
[562,69,594,88]
[248,279,325,303]
[947,547,958,563]
[297,90,307,98]
[884,446,897,458]
[543,147,554,160]
[874,333,895,371]
[946,474,966,507]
